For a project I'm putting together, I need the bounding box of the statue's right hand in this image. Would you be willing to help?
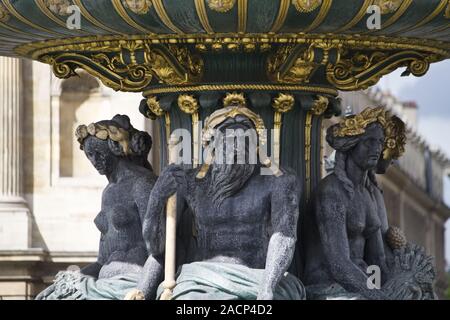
[155,164,186,197]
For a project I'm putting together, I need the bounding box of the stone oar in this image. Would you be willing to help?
[160,135,179,300]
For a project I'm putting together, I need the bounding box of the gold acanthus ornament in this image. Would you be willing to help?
[223,92,246,108]
[39,42,204,92]
[266,39,438,90]
[207,0,236,13]
[195,41,272,53]
[445,0,450,19]
[168,45,204,79]
[310,95,329,116]
[267,42,340,84]
[178,95,199,114]
[373,0,403,14]
[273,93,295,113]
[44,0,72,16]
[382,114,406,160]
[284,60,317,84]
[272,93,295,168]
[326,50,434,91]
[21,35,447,93]
[177,94,201,167]
[267,45,317,83]
[333,107,389,138]
[146,96,165,118]
[292,0,322,13]
[122,0,152,15]
[332,106,406,160]
[0,3,10,22]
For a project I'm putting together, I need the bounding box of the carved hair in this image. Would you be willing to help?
[197,105,272,179]
[327,122,381,199]
[202,105,267,147]
[332,106,406,160]
[75,114,153,170]
[207,163,256,209]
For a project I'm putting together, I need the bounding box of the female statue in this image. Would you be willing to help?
[303,107,436,300]
[36,115,158,300]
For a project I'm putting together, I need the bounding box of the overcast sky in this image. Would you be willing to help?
[377,60,450,268]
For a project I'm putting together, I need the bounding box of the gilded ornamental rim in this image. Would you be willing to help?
[142,83,339,97]
[15,33,450,59]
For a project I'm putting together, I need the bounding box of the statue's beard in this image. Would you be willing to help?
[208,163,256,209]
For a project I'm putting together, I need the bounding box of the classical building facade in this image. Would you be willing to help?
[0,57,449,299]
[0,57,153,299]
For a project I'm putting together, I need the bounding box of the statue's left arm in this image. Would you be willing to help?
[369,188,392,275]
[258,174,300,300]
[129,168,187,299]
[134,176,158,232]
[130,176,164,300]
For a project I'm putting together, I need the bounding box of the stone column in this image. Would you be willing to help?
[0,57,31,250]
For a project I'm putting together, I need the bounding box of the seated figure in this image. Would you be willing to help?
[374,116,436,300]
[303,107,436,300]
[132,104,305,300]
[36,115,159,300]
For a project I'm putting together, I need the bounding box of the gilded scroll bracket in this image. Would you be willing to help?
[325,49,436,91]
[39,42,204,92]
[22,34,449,93]
[267,41,441,91]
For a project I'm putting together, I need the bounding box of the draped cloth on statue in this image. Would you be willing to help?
[157,261,306,300]
[35,271,140,300]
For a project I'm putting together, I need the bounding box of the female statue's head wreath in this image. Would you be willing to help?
[326,107,406,198]
[75,114,153,171]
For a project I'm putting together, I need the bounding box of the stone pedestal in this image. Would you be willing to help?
[0,57,31,250]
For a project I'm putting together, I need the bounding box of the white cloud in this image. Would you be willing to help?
[377,68,421,97]
[418,116,450,160]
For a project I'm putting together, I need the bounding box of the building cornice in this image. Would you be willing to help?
[384,166,450,221]
[0,250,97,263]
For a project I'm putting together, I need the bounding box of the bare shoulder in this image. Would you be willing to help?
[132,169,157,193]
[316,173,342,199]
[314,174,347,222]
[259,167,300,194]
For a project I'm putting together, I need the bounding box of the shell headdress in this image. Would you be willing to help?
[383,114,406,160]
[202,105,267,147]
[75,122,133,155]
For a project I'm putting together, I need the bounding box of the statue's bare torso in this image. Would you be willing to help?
[94,163,156,279]
[140,163,300,299]
[304,174,383,285]
[182,170,274,268]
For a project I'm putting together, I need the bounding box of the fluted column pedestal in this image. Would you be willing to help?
[0,57,31,250]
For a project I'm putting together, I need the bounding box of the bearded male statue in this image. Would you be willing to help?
[129,104,305,300]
